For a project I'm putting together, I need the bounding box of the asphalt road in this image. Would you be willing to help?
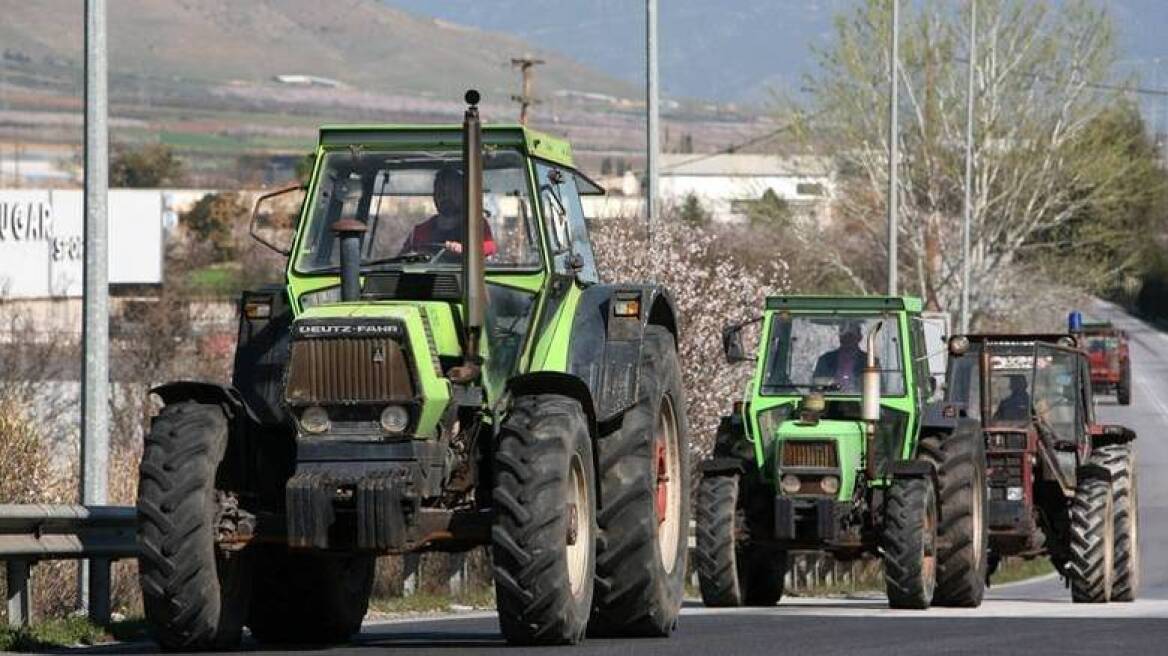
[72,300,1168,656]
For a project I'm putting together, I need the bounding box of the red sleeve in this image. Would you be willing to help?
[482,218,497,257]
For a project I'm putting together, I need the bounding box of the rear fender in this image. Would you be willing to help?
[151,381,259,492]
[1088,424,1136,449]
[568,284,679,423]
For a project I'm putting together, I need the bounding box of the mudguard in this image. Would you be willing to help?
[699,457,747,476]
[232,286,294,428]
[567,284,678,424]
[1089,424,1137,448]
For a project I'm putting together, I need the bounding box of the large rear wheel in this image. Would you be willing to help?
[137,402,252,651]
[919,423,987,607]
[493,394,597,645]
[590,326,690,636]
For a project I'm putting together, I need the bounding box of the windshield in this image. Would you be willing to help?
[986,342,1082,435]
[295,149,539,273]
[1087,336,1118,354]
[761,313,905,396]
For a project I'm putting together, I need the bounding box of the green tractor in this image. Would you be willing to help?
[695,296,987,609]
[136,91,689,649]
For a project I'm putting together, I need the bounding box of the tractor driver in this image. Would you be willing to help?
[813,321,870,393]
[401,165,498,258]
[995,374,1031,422]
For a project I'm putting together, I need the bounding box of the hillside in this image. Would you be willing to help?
[0,0,638,101]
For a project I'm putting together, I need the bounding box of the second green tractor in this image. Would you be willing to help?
[696,296,988,609]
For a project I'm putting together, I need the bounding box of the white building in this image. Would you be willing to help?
[659,153,834,224]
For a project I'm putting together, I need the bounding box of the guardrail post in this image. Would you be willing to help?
[6,559,32,628]
[87,558,111,626]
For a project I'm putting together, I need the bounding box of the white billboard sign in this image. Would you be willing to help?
[0,189,163,299]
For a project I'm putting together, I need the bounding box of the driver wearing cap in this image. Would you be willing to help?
[401,164,497,257]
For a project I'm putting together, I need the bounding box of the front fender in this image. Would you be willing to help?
[151,381,260,425]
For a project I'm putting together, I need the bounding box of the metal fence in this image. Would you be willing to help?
[0,504,138,628]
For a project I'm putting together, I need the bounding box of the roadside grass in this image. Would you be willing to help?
[991,557,1056,585]
[0,616,149,651]
[187,262,243,296]
[368,586,495,616]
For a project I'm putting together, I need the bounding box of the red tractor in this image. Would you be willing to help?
[1083,322,1131,405]
[941,332,1139,602]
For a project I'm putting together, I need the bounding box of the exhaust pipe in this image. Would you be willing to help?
[331,218,368,302]
[861,321,883,479]
[450,89,486,384]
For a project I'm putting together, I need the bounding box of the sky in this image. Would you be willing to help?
[385,0,1168,117]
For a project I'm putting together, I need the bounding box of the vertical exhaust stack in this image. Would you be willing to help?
[332,218,368,302]
[861,321,883,480]
[451,89,486,384]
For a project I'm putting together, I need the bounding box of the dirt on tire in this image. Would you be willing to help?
[137,402,251,650]
[589,325,690,636]
[492,394,597,645]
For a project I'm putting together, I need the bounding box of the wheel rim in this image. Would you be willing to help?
[655,395,682,574]
[566,453,592,597]
[923,490,937,588]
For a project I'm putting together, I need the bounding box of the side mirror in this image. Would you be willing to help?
[722,323,748,364]
[250,183,306,256]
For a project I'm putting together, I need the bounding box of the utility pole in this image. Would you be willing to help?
[80,0,111,623]
[510,55,544,125]
[646,0,660,242]
[887,0,900,296]
[959,0,976,334]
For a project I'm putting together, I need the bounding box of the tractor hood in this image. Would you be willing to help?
[286,302,460,438]
[772,419,864,502]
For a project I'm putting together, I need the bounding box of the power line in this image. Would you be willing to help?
[661,108,826,172]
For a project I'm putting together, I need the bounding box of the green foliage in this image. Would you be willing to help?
[110,143,185,188]
[679,192,710,226]
[747,189,794,228]
[182,192,248,262]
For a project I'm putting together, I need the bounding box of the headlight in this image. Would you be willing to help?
[300,406,330,434]
[948,335,970,356]
[300,286,342,309]
[820,475,840,496]
[379,405,410,434]
[1006,486,1024,502]
[780,474,801,495]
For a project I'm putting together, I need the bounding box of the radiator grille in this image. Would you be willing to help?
[781,440,838,469]
[988,454,1024,487]
[286,336,413,404]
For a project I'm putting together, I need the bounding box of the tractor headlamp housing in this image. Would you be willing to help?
[300,406,330,434]
[379,405,410,434]
[300,286,342,309]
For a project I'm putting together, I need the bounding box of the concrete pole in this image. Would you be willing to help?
[646,0,660,242]
[959,0,976,334]
[80,0,111,620]
[887,0,900,296]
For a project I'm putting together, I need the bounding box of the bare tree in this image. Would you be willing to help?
[794,0,1145,323]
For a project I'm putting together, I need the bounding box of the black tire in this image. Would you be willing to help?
[493,394,597,645]
[590,325,690,636]
[694,474,785,607]
[1117,362,1132,405]
[247,548,374,644]
[918,424,987,607]
[882,476,937,609]
[137,402,251,651]
[1069,477,1114,603]
[1097,445,1139,601]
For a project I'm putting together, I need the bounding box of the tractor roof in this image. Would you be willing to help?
[316,123,575,168]
[765,295,924,313]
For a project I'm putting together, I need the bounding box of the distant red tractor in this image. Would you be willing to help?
[1083,322,1131,405]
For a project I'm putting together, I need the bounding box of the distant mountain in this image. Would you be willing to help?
[385,0,1168,107]
[0,0,638,103]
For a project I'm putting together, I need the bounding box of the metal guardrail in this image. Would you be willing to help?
[0,504,138,628]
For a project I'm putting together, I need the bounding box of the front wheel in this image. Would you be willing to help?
[1117,363,1132,406]
[137,402,251,650]
[881,476,937,609]
[493,394,597,645]
[1069,477,1115,603]
[694,473,786,607]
